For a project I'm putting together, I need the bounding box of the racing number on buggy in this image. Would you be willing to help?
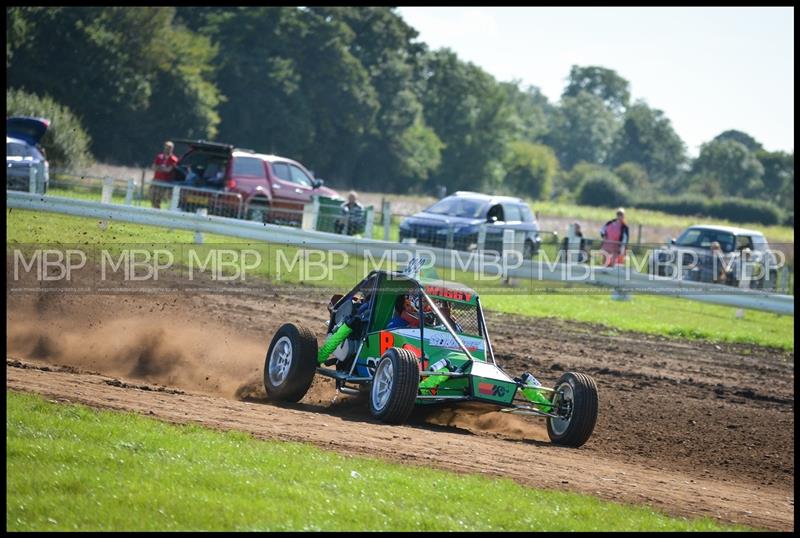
[379,331,394,355]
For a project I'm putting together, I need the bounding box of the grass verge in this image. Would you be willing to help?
[6,391,748,531]
[6,208,793,350]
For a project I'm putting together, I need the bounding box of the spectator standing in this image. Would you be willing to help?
[599,208,629,266]
[709,241,729,283]
[335,190,366,235]
[150,140,178,209]
[690,240,728,283]
[561,222,588,263]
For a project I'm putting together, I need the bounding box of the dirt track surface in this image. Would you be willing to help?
[6,276,794,530]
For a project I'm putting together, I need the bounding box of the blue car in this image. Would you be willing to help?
[7,116,50,194]
[398,191,542,258]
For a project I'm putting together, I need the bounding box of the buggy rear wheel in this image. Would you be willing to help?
[263,323,318,403]
[547,372,598,447]
[369,347,419,424]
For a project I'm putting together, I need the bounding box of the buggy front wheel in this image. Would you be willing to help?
[547,372,598,447]
[369,347,419,424]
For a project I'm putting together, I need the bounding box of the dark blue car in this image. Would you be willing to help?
[398,191,542,258]
[7,116,50,193]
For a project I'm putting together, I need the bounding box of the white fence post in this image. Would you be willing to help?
[611,287,632,301]
[170,185,181,212]
[502,228,516,252]
[382,200,391,241]
[739,257,753,290]
[39,161,46,192]
[312,196,320,230]
[124,178,135,206]
[780,265,789,294]
[364,207,375,239]
[502,229,516,283]
[140,169,147,203]
[301,196,320,231]
[101,176,114,204]
[194,208,207,244]
[28,166,37,193]
[610,264,632,301]
[477,223,487,252]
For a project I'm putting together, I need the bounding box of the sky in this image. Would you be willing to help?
[397,6,794,157]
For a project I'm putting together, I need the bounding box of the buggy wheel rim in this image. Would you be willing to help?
[372,359,394,412]
[269,336,292,386]
[550,383,574,435]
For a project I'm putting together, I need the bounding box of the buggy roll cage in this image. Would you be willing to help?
[328,270,496,366]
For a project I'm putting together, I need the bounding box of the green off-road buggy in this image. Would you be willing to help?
[264,264,599,447]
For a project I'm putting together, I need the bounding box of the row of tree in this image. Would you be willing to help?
[6,6,794,217]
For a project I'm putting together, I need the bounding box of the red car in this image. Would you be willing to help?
[170,139,340,223]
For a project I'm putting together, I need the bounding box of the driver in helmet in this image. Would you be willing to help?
[435,299,464,333]
[386,293,433,329]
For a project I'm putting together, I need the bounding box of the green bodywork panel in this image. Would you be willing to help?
[356,327,518,405]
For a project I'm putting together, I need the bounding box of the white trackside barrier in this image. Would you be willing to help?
[6,191,794,316]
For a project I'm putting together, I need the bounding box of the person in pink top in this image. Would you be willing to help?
[599,208,629,266]
[150,140,178,209]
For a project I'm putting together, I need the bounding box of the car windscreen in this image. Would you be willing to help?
[7,142,30,158]
[425,197,486,218]
[520,204,535,223]
[676,229,735,253]
[751,234,768,251]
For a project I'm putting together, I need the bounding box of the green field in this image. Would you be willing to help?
[6,209,794,350]
[6,392,747,531]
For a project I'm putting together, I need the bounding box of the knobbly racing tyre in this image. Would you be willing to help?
[263,323,318,403]
[369,347,420,424]
[547,372,599,447]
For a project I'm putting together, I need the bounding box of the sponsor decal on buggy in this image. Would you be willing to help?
[390,328,484,352]
[472,377,516,404]
[424,285,474,303]
[478,382,507,397]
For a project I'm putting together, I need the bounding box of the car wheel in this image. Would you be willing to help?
[263,323,318,403]
[369,347,419,424]
[547,372,599,448]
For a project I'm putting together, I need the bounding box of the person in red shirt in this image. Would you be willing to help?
[599,208,630,266]
[150,140,178,209]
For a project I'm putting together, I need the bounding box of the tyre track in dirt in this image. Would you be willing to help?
[5,269,794,530]
[6,359,793,531]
